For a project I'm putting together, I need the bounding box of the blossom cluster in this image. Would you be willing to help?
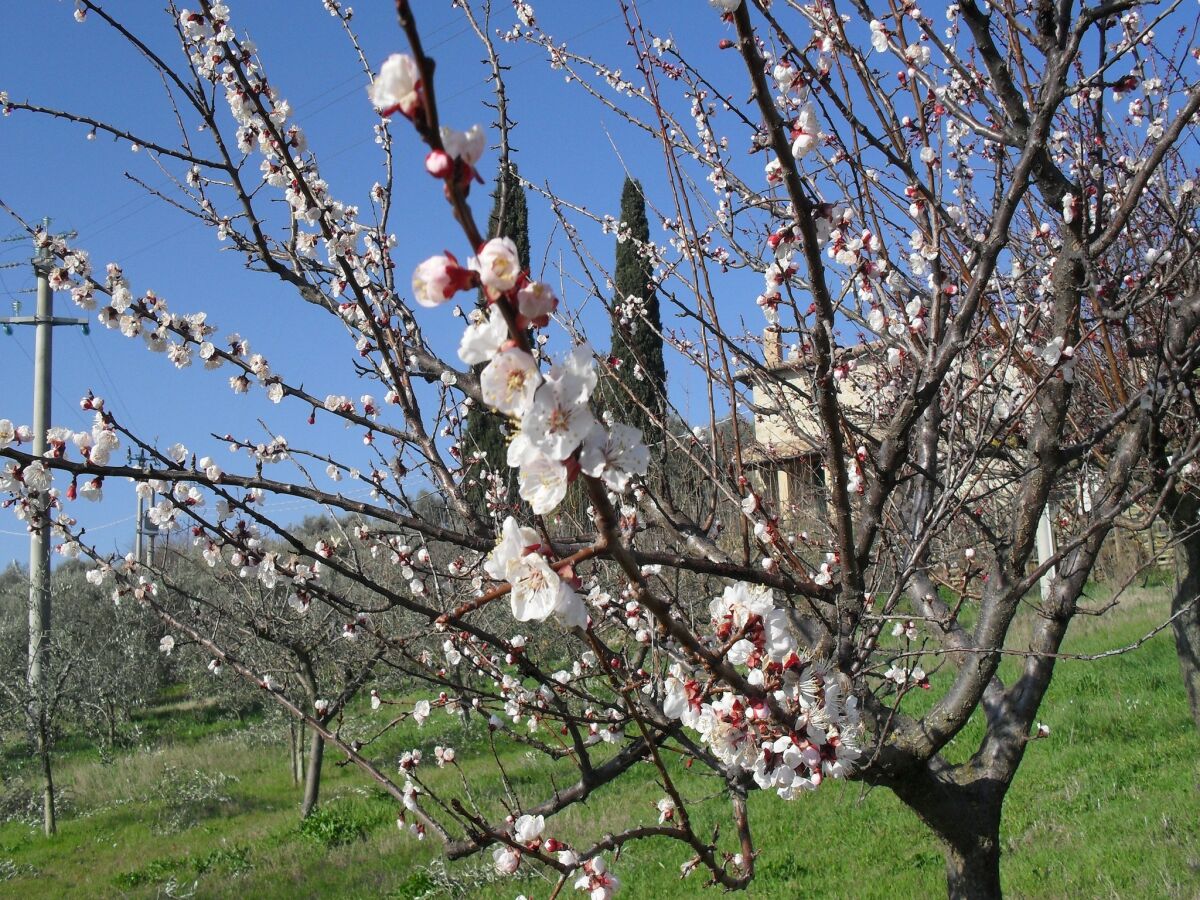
[658,582,862,797]
[375,53,649,633]
[470,282,648,514]
[396,740,621,894]
[0,410,119,524]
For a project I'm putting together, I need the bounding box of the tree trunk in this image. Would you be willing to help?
[288,721,305,785]
[1173,529,1200,730]
[300,728,324,818]
[943,826,1002,900]
[105,701,117,750]
[891,767,1003,900]
[36,718,56,837]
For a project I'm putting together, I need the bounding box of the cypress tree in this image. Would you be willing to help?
[463,162,529,512]
[609,177,666,454]
[486,161,530,274]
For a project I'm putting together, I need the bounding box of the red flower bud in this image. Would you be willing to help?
[425,150,453,178]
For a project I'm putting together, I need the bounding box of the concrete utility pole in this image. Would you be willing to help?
[0,221,87,837]
[128,448,157,565]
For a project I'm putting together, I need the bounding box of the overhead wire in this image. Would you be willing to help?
[0,514,133,537]
[78,331,142,433]
[2,4,642,468]
[0,330,90,428]
[64,8,470,246]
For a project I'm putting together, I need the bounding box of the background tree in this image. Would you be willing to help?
[607,177,666,458]
[0,564,65,837]
[463,161,530,514]
[54,562,167,751]
[0,561,166,830]
[153,516,394,819]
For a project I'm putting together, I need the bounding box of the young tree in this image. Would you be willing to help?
[0,561,163,830]
[0,2,1198,897]
[1160,447,1200,730]
[152,518,391,819]
[0,564,68,836]
[1110,206,1200,729]
[55,562,166,750]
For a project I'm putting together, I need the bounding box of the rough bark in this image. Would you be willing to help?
[288,720,305,785]
[295,654,324,818]
[1172,528,1200,730]
[943,831,1002,900]
[1153,293,1200,731]
[891,766,1003,900]
[105,702,117,750]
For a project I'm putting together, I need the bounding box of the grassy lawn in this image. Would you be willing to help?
[0,585,1197,898]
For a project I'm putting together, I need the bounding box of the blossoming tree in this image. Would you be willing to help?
[1,0,1198,897]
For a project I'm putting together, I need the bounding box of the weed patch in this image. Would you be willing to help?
[0,857,37,882]
[298,805,371,847]
[114,843,252,888]
[386,857,539,899]
[114,855,189,888]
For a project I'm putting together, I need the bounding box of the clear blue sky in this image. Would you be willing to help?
[0,1,759,566]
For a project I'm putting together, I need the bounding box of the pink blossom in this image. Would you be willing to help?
[481,348,541,416]
[413,699,431,726]
[412,252,473,308]
[493,846,521,875]
[516,280,558,328]
[513,813,544,843]
[485,517,542,583]
[578,423,649,493]
[425,150,453,178]
[516,451,570,515]
[440,123,485,166]
[458,306,509,365]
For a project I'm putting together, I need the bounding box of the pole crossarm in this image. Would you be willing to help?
[0,315,89,327]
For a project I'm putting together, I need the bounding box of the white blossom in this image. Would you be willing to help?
[481,348,541,416]
[370,54,422,117]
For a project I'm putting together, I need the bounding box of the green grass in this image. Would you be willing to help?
[0,588,1197,898]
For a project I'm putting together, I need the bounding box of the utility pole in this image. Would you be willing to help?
[128,448,157,565]
[0,220,87,838]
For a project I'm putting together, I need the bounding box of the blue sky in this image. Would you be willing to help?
[0,1,760,566]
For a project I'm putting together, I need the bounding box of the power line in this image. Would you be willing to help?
[78,331,141,434]
[1,330,90,428]
[0,514,133,537]
[61,13,470,247]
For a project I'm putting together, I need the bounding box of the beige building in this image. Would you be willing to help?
[738,326,1170,582]
[737,327,888,516]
